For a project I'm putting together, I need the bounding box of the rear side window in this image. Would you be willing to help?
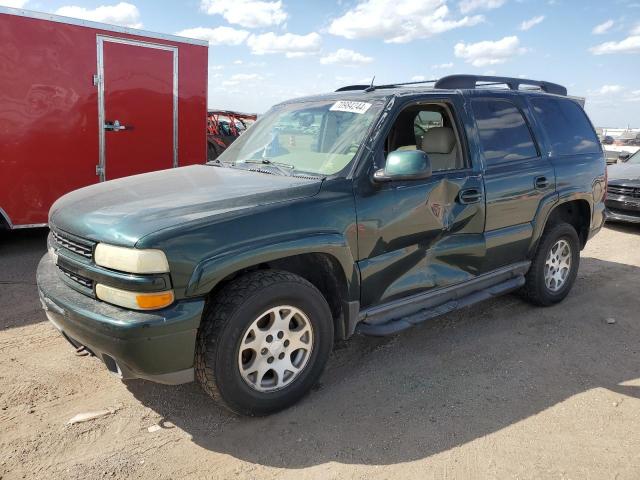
[530,97,600,156]
[471,99,538,163]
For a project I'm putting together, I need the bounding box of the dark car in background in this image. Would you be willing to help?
[606,150,640,224]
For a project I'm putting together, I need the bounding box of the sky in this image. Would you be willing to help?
[3,0,640,127]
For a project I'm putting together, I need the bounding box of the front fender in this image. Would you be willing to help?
[185,232,360,300]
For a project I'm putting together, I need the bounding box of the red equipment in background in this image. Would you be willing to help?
[207,111,257,161]
[0,7,208,229]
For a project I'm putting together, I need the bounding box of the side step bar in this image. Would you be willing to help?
[356,262,529,337]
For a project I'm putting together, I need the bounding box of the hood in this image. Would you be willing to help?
[49,165,322,247]
[608,163,640,184]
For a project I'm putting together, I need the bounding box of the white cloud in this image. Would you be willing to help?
[459,0,506,14]
[454,35,526,67]
[632,24,640,35]
[519,15,544,31]
[592,19,614,35]
[590,35,640,55]
[222,73,263,87]
[433,62,454,69]
[328,0,484,44]
[55,2,141,28]
[175,26,249,46]
[1,0,28,7]
[411,75,427,81]
[200,0,286,28]
[595,84,623,95]
[247,32,321,57]
[320,49,373,66]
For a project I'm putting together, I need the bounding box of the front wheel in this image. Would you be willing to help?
[521,222,580,306]
[195,270,334,416]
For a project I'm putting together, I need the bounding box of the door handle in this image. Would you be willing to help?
[104,120,128,132]
[534,176,549,189]
[458,188,483,205]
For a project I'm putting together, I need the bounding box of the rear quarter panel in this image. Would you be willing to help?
[523,95,606,249]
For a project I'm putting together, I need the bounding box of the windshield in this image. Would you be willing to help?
[214,99,385,176]
[627,150,640,164]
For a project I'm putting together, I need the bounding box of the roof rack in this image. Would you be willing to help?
[335,75,567,96]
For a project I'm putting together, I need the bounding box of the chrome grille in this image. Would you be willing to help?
[52,229,94,259]
[58,265,94,290]
[608,185,640,198]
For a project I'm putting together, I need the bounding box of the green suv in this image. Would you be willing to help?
[37,75,607,416]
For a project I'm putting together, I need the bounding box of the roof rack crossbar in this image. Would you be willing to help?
[434,75,567,96]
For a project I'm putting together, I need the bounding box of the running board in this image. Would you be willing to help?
[356,267,528,337]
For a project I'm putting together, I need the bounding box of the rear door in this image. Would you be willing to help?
[98,36,177,181]
[469,92,556,270]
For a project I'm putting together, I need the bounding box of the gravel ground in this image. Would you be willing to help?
[1,224,639,480]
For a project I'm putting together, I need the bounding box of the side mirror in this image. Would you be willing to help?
[619,152,631,161]
[373,150,432,182]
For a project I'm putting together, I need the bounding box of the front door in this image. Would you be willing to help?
[98,36,177,181]
[355,97,486,309]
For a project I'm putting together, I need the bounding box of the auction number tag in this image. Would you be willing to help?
[330,101,372,114]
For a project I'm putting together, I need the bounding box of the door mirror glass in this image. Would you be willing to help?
[374,150,432,182]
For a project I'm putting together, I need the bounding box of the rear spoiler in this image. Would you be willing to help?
[569,96,585,107]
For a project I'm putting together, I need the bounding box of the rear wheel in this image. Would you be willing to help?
[521,222,580,306]
[195,270,334,416]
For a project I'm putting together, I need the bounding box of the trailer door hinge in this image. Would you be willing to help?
[96,165,104,176]
[93,74,101,86]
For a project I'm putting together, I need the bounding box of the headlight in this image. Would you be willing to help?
[96,284,174,310]
[94,243,169,274]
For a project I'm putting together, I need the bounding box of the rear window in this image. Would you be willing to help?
[530,97,600,156]
[471,99,538,163]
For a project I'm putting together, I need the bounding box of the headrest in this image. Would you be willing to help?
[421,127,456,154]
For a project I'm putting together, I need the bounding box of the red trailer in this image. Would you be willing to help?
[0,7,208,229]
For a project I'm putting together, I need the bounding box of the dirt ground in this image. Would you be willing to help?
[1,224,639,480]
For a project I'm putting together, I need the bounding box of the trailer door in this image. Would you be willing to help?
[97,36,177,181]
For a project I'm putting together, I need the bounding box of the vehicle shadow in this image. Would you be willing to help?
[126,256,640,468]
[604,221,640,234]
[0,228,48,331]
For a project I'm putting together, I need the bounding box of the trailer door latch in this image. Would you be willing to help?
[96,165,104,177]
[104,120,127,131]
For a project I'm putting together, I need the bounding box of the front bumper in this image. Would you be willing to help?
[37,254,205,384]
[605,198,640,224]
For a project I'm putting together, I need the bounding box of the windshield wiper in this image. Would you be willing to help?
[234,159,294,176]
[207,158,227,167]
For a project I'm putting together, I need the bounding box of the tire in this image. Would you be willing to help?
[521,222,580,306]
[195,270,334,416]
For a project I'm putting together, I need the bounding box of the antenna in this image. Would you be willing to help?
[364,75,376,93]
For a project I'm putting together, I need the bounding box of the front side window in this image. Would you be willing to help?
[530,97,600,156]
[471,99,538,163]
[385,104,464,171]
[215,99,384,176]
